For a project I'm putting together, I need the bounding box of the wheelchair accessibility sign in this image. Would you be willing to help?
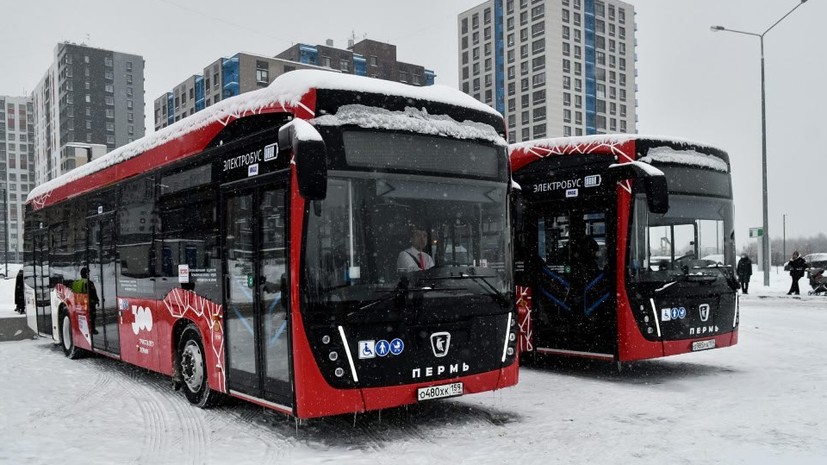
[358,340,376,359]
[358,338,405,359]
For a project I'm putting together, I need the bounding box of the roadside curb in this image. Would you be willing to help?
[0,316,38,342]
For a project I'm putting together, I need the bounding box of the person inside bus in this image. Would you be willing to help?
[397,226,435,273]
[72,267,99,334]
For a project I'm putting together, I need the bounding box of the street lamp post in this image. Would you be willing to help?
[711,0,808,286]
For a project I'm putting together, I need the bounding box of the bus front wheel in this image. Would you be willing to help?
[60,311,82,359]
[178,324,219,408]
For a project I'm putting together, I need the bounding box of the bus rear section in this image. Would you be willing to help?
[23,70,518,419]
[511,135,739,362]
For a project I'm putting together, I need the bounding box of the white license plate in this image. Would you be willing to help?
[692,339,716,351]
[417,382,464,401]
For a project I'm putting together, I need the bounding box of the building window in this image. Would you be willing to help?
[532,55,545,71]
[533,123,546,138]
[531,22,545,37]
[532,107,546,121]
[532,38,545,54]
[256,60,270,84]
[533,89,546,104]
[531,4,544,20]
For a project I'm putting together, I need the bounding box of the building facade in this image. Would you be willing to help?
[154,39,436,130]
[458,0,636,142]
[31,42,145,185]
[0,96,35,262]
[277,39,436,86]
[154,54,319,131]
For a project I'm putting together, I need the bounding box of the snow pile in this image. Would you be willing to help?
[314,105,506,145]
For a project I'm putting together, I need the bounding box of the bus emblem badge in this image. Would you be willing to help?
[430,332,451,358]
[699,303,711,322]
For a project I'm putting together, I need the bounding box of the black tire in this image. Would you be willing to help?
[60,311,82,359]
[178,324,219,408]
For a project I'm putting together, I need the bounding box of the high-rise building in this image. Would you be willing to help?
[0,96,35,262]
[458,0,636,142]
[154,54,321,131]
[31,42,145,185]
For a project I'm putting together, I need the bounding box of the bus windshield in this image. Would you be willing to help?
[303,171,511,318]
[629,194,734,283]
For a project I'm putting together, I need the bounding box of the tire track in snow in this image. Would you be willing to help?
[116,367,172,465]
[24,370,113,422]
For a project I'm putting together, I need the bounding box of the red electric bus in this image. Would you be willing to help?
[510,135,739,363]
[24,70,518,418]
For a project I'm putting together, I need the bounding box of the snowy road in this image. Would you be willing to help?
[1,295,826,464]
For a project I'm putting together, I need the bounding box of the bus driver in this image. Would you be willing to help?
[397,227,435,273]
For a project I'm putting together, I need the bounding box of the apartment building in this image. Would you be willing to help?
[154,55,319,131]
[0,96,35,261]
[155,39,437,130]
[30,42,145,185]
[459,0,636,142]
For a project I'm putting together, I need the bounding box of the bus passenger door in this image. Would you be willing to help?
[222,179,292,407]
[88,214,120,355]
[532,203,616,356]
[32,231,52,336]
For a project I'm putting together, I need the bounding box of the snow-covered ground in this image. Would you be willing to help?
[1,265,825,464]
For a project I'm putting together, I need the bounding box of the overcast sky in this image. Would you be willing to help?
[1,0,824,248]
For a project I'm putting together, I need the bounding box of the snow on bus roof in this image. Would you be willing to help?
[313,104,507,145]
[509,134,728,171]
[28,70,501,204]
[508,133,718,154]
[639,146,729,173]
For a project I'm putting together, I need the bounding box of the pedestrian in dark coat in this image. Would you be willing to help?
[785,251,808,295]
[14,269,25,313]
[736,254,753,294]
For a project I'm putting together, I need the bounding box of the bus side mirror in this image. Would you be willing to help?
[608,161,669,214]
[279,120,327,201]
[643,175,668,214]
